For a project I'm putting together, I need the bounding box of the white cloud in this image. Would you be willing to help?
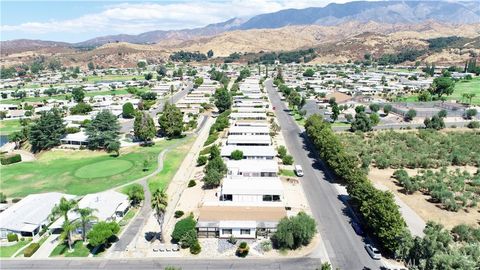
[1,0,349,37]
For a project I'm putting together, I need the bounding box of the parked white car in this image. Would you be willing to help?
[294,165,304,177]
[365,244,381,260]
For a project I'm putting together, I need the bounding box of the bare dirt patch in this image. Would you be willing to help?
[369,167,480,229]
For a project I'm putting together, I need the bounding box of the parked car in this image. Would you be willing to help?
[294,165,304,177]
[351,221,364,236]
[365,244,381,260]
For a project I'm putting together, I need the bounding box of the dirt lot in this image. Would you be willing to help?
[369,166,480,229]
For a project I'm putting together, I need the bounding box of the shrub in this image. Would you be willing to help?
[188,180,196,188]
[277,146,287,158]
[282,155,294,165]
[12,198,21,203]
[260,240,272,252]
[171,215,196,243]
[0,192,6,203]
[236,242,249,257]
[23,243,40,257]
[1,154,22,165]
[203,133,219,146]
[196,155,208,166]
[467,121,480,129]
[174,210,184,218]
[230,150,243,160]
[272,212,316,250]
[7,233,18,242]
[190,241,201,254]
[227,235,237,245]
[65,127,80,134]
[180,229,197,248]
[199,146,212,156]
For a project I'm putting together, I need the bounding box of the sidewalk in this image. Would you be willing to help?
[162,116,215,243]
[31,234,58,258]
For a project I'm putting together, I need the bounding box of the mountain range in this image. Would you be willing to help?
[2,0,479,51]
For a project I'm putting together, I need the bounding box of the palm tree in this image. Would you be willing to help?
[75,207,97,242]
[151,188,168,242]
[60,220,77,252]
[51,197,78,224]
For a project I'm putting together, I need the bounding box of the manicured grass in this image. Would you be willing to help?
[0,119,22,135]
[50,240,90,257]
[399,77,480,104]
[148,137,195,193]
[0,139,183,197]
[450,77,480,104]
[119,207,138,229]
[84,89,130,97]
[85,75,144,83]
[331,122,351,127]
[74,160,133,178]
[279,169,296,177]
[0,239,31,258]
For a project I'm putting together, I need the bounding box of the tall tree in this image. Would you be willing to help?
[60,220,77,251]
[75,207,97,242]
[122,102,135,119]
[158,103,183,138]
[72,87,85,103]
[429,77,455,98]
[134,112,156,143]
[151,188,168,242]
[86,110,120,150]
[207,49,214,58]
[51,197,78,223]
[29,109,66,153]
[214,87,232,113]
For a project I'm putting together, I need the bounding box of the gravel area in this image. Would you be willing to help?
[217,239,235,253]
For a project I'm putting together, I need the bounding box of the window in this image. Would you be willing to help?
[223,194,233,201]
[240,229,251,235]
[222,229,232,235]
[272,195,281,202]
[262,195,273,201]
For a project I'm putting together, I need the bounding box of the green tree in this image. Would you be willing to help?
[429,77,455,98]
[134,112,156,143]
[144,73,153,81]
[424,115,445,130]
[157,65,167,77]
[351,112,372,132]
[369,103,380,113]
[158,103,183,138]
[51,197,78,224]
[272,212,316,250]
[122,102,135,119]
[369,113,380,126]
[383,104,393,115]
[464,108,477,120]
[331,103,339,122]
[106,141,120,156]
[125,184,145,206]
[70,103,92,115]
[404,109,417,122]
[60,220,77,252]
[137,61,146,69]
[87,62,95,70]
[171,215,196,243]
[207,50,214,58]
[214,88,232,113]
[75,207,97,242]
[72,87,85,103]
[29,109,66,152]
[151,188,168,241]
[230,150,243,160]
[86,110,120,150]
[303,68,315,77]
[0,192,6,203]
[87,221,120,247]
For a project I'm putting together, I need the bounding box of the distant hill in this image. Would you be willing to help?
[239,1,480,29]
[2,0,478,50]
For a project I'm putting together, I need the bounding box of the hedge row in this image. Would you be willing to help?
[23,243,40,257]
[304,114,407,254]
[0,154,22,165]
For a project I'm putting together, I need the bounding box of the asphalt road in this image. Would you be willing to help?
[266,80,383,270]
[120,83,192,133]
[0,258,321,270]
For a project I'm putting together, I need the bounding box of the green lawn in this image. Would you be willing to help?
[1,139,186,197]
[85,75,144,83]
[400,77,480,104]
[0,119,22,135]
[0,239,31,258]
[450,77,480,104]
[331,122,351,127]
[148,136,195,193]
[50,240,90,257]
[279,169,296,177]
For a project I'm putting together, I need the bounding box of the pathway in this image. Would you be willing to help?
[31,234,58,258]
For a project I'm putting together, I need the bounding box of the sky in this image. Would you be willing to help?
[0,0,353,43]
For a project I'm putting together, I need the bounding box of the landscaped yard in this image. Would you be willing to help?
[399,77,480,104]
[279,169,296,177]
[0,239,31,258]
[50,240,90,257]
[148,136,195,193]
[1,137,190,197]
[85,75,145,83]
[0,119,22,135]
